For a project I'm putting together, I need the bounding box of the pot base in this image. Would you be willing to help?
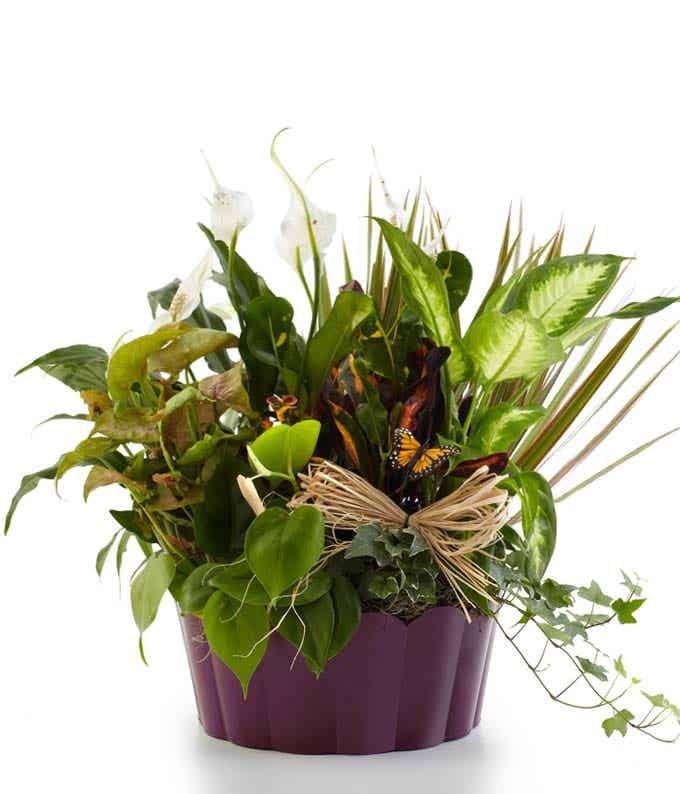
[180,606,495,755]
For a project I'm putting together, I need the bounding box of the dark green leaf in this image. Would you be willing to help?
[274,593,335,677]
[435,250,473,312]
[177,563,219,615]
[245,295,295,368]
[327,576,361,659]
[16,344,109,392]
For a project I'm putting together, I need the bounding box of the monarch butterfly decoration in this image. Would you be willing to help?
[389,428,460,480]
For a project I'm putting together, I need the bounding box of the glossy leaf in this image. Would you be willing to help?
[16,344,109,392]
[177,563,219,615]
[244,505,325,600]
[274,593,335,677]
[248,420,320,480]
[130,552,176,662]
[435,250,473,311]
[470,403,545,453]
[512,471,557,582]
[56,437,119,486]
[245,295,295,367]
[203,590,269,697]
[465,310,564,383]
[327,575,361,659]
[147,329,238,374]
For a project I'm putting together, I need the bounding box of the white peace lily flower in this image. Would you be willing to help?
[275,191,337,267]
[169,251,212,322]
[205,302,235,321]
[422,220,451,257]
[372,147,407,228]
[202,150,254,243]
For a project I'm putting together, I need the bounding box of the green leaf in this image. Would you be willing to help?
[94,407,160,443]
[540,579,576,609]
[244,505,325,601]
[95,530,120,577]
[16,344,109,392]
[327,576,361,659]
[610,296,680,319]
[465,310,564,383]
[130,552,176,662]
[577,580,613,607]
[345,524,393,566]
[373,218,468,390]
[537,623,573,644]
[116,530,132,581]
[614,655,628,678]
[306,291,375,407]
[274,593,335,678]
[110,509,151,541]
[620,570,643,596]
[203,590,269,697]
[4,463,58,534]
[107,325,188,403]
[471,403,546,453]
[248,420,320,480]
[602,709,634,738]
[512,254,625,335]
[365,569,402,599]
[56,437,119,487]
[147,329,238,374]
[512,471,557,583]
[577,656,609,682]
[642,691,670,709]
[435,250,473,312]
[612,597,645,624]
[177,563,218,615]
[244,295,295,367]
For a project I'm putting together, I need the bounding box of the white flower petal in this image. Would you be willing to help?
[211,188,254,243]
[149,311,173,332]
[372,148,407,228]
[170,251,212,322]
[275,192,336,267]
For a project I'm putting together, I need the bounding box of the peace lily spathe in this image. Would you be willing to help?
[275,190,337,267]
[202,151,254,244]
[150,253,214,330]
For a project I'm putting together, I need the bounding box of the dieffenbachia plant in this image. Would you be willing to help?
[5,132,680,739]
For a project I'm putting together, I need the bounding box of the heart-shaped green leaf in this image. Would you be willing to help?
[131,552,176,662]
[274,593,335,677]
[245,506,325,600]
[247,420,320,480]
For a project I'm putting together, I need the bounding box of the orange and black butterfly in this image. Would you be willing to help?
[389,428,460,480]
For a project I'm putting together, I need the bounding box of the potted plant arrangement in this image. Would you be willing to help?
[6,131,680,754]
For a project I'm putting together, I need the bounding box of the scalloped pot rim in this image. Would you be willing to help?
[180,604,495,754]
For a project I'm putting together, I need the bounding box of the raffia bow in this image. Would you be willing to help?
[288,460,509,619]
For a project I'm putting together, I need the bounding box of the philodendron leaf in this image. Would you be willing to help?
[248,420,320,480]
[470,403,546,454]
[203,590,269,697]
[374,219,468,388]
[4,463,58,534]
[16,344,109,392]
[435,250,473,312]
[327,575,361,659]
[130,552,176,663]
[177,562,219,615]
[465,310,564,383]
[244,505,325,601]
[512,471,557,583]
[306,291,375,407]
[147,329,238,375]
[274,593,335,677]
[511,254,625,335]
[107,325,188,403]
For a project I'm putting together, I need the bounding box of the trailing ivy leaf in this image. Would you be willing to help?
[465,310,564,383]
[245,506,325,600]
[327,576,361,659]
[620,570,643,596]
[107,325,188,403]
[203,590,269,697]
[130,551,176,663]
[577,580,613,607]
[540,579,576,609]
[365,569,402,599]
[537,623,573,644]
[373,219,468,391]
[612,597,645,624]
[306,291,375,407]
[511,254,625,335]
[577,656,609,682]
[95,530,120,577]
[147,329,238,375]
[512,471,557,583]
[642,692,670,709]
[470,403,546,454]
[177,563,219,615]
[4,463,58,534]
[435,250,473,312]
[345,524,393,566]
[602,709,635,738]
[614,655,628,678]
[248,420,320,481]
[274,593,335,678]
[16,344,109,392]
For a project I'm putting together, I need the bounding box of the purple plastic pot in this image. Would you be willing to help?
[180,605,495,754]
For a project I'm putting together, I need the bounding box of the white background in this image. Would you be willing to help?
[1,2,679,792]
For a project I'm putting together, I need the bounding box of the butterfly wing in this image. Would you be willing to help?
[410,445,459,479]
[389,428,422,469]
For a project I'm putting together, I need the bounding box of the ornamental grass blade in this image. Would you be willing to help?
[555,427,680,503]
[342,236,353,283]
[516,321,643,471]
[549,350,680,488]
[366,176,373,287]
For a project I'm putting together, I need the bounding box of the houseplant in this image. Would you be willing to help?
[6,130,680,752]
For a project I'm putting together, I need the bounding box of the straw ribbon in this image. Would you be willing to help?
[288,460,509,619]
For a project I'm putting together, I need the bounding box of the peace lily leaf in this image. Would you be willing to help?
[95,530,120,577]
[577,580,613,607]
[203,590,269,697]
[577,656,609,682]
[16,344,109,392]
[177,563,219,615]
[245,295,294,367]
[306,291,375,407]
[612,597,645,624]
[4,463,58,534]
[56,437,120,487]
[512,254,625,335]
[248,420,320,480]
[244,505,325,600]
[470,403,546,453]
[107,325,188,403]
[95,407,159,443]
[130,552,176,663]
[435,250,473,312]
[602,709,635,738]
[147,329,238,375]
[512,471,557,583]
[373,218,468,388]
[274,593,335,678]
[465,310,564,383]
[327,576,361,659]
